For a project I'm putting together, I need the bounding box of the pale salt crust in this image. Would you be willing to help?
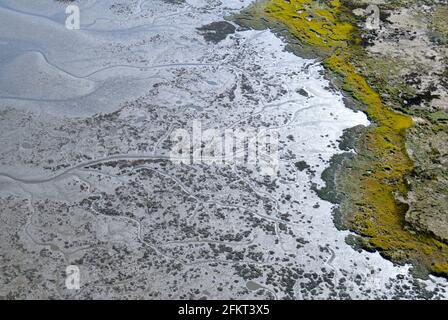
[0,0,446,299]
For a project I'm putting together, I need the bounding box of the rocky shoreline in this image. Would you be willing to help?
[232,0,448,277]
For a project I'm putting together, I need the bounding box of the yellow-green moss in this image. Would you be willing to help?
[432,263,448,276]
[249,0,448,276]
[263,0,354,53]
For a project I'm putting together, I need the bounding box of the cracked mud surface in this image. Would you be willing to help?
[0,0,447,299]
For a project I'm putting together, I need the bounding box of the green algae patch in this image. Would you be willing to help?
[262,0,354,52]
[233,0,448,276]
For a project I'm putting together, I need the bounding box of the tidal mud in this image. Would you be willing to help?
[0,0,447,299]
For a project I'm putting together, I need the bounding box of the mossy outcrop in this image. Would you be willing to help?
[232,0,448,277]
